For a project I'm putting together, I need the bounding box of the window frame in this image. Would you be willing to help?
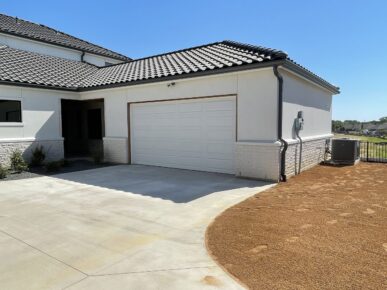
[0,97,23,126]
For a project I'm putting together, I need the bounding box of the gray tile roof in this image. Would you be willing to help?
[80,41,288,88]
[0,13,130,61]
[0,45,97,89]
[0,40,339,93]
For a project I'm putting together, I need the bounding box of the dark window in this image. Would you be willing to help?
[105,62,113,66]
[87,109,102,139]
[0,100,22,122]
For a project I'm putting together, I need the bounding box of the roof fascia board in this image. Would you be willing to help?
[0,30,128,61]
[282,60,339,94]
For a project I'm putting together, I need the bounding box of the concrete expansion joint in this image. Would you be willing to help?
[62,277,89,290]
[1,229,217,288]
[1,165,269,289]
[0,228,91,290]
[0,229,88,277]
[62,266,217,289]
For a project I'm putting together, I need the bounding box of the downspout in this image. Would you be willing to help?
[295,126,303,174]
[273,65,288,182]
[81,51,85,62]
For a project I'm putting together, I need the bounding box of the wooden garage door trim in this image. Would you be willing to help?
[127,93,238,165]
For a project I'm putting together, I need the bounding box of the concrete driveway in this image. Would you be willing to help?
[0,165,273,290]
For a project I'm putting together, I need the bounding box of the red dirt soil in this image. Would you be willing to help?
[206,163,387,290]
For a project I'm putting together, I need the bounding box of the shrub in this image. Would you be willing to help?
[10,150,28,173]
[30,145,46,167]
[45,161,62,172]
[0,164,7,179]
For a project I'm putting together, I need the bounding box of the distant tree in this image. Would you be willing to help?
[332,118,386,133]
[332,120,344,132]
[379,116,387,123]
[341,120,361,131]
[343,120,360,125]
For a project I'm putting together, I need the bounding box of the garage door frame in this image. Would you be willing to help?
[127,94,238,168]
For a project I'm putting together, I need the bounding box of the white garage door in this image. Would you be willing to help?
[130,96,236,174]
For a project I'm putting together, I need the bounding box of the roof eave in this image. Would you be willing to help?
[0,59,340,95]
[0,30,131,61]
[0,80,78,91]
[282,60,340,94]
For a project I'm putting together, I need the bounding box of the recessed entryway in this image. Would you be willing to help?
[61,99,105,158]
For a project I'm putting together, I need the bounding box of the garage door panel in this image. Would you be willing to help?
[134,139,203,154]
[132,125,152,133]
[134,154,176,167]
[151,103,178,114]
[205,113,234,124]
[205,128,234,141]
[135,154,203,170]
[179,127,202,139]
[178,140,203,151]
[206,159,234,174]
[207,151,235,161]
[179,102,203,112]
[204,100,234,111]
[131,96,236,174]
[178,114,202,125]
[152,117,177,126]
[207,142,235,155]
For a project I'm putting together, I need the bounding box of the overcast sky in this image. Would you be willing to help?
[1,0,386,121]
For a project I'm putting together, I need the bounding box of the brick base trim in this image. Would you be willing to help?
[0,139,64,166]
[285,137,330,177]
[236,142,280,181]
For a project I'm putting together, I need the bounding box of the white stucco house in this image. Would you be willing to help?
[0,13,339,181]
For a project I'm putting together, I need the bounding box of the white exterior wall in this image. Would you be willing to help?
[81,68,281,180]
[281,69,333,140]
[0,85,78,163]
[0,65,336,181]
[81,68,279,142]
[83,53,122,67]
[0,33,123,66]
[281,68,334,177]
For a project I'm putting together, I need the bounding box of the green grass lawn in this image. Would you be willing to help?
[334,134,386,143]
[361,144,387,159]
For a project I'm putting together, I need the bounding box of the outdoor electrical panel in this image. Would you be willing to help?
[295,111,304,131]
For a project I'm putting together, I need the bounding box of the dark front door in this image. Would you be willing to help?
[87,109,102,139]
[62,100,87,156]
[61,99,105,158]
